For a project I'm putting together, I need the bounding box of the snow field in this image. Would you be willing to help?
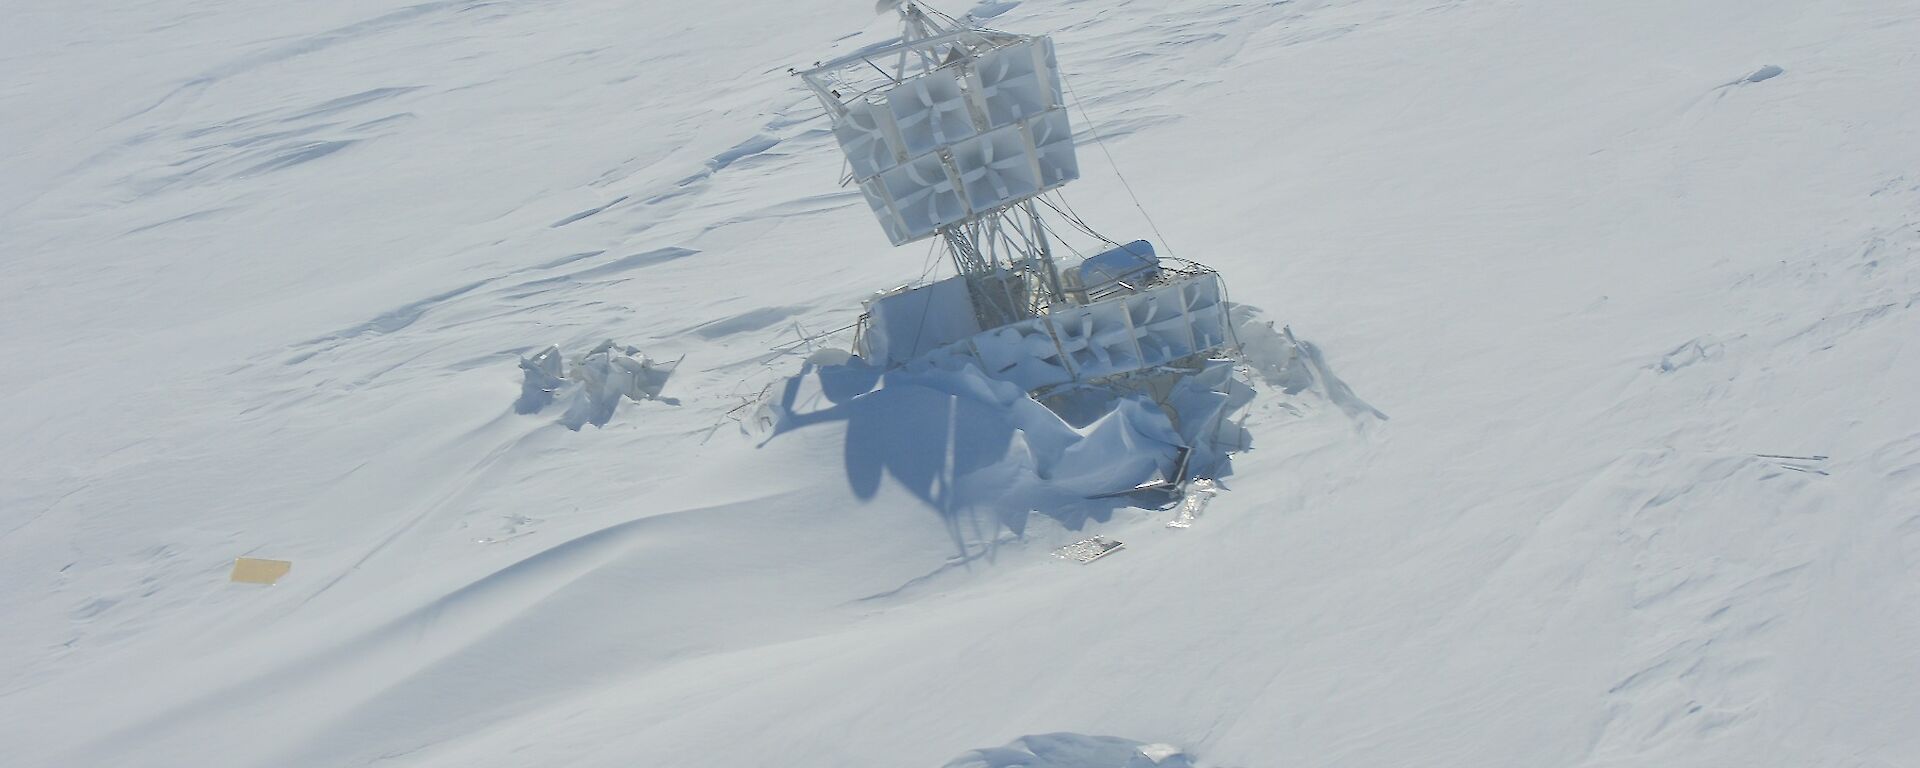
[3,0,1919,765]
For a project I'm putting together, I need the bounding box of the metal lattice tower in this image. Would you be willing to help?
[798,3,1081,315]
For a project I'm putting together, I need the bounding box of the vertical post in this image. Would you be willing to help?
[1024,200,1066,306]
[941,227,976,274]
[893,8,913,80]
[944,224,1029,330]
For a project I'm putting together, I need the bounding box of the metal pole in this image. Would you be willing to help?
[1024,199,1066,306]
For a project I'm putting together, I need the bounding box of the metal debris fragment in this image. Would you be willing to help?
[1167,478,1220,528]
[1053,536,1125,563]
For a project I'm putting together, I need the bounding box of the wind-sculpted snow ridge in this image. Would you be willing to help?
[1232,306,1388,424]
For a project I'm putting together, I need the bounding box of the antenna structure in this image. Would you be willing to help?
[795,3,1234,389]
[798,3,1079,319]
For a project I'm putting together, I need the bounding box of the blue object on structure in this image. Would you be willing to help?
[1080,240,1159,289]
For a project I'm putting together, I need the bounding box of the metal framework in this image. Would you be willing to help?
[786,4,1250,497]
[796,1,1239,393]
[799,3,1076,319]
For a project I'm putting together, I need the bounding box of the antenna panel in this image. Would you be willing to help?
[859,275,983,365]
[809,34,1081,245]
[916,272,1233,390]
[967,38,1062,128]
[888,68,978,157]
[1029,109,1079,188]
[952,123,1041,213]
[856,177,911,244]
[880,152,969,241]
[834,99,904,180]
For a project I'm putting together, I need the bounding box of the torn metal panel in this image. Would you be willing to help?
[1053,536,1124,563]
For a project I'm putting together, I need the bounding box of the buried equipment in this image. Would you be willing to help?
[794,3,1251,500]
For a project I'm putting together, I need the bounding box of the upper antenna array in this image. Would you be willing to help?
[799,4,1080,246]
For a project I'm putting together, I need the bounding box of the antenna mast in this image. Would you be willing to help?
[799,2,1081,318]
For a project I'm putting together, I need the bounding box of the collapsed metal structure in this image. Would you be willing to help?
[797,3,1237,396]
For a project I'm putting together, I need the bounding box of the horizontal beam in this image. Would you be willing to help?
[798,28,1023,80]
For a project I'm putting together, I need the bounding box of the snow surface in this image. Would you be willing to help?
[5,0,1920,766]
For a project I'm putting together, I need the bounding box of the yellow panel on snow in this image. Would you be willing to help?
[229,557,292,585]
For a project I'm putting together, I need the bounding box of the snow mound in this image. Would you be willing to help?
[1233,307,1386,423]
[763,356,1254,532]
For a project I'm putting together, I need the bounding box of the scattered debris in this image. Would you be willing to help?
[942,733,1197,768]
[517,340,682,429]
[1167,478,1220,528]
[1757,453,1830,476]
[1054,536,1125,563]
[229,557,292,585]
[1136,743,1190,765]
[1087,447,1187,500]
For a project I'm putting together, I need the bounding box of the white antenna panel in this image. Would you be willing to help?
[1029,109,1079,188]
[880,152,969,240]
[834,99,904,180]
[811,35,1080,244]
[856,177,910,244]
[968,38,1062,127]
[853,109,1080,246]
[953,123,1041,213]
[913,273,1233,391]
[889,68,977,157]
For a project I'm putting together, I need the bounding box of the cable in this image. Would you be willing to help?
[1031,209,1089,258]
[1035,195,1121,249]
[1040,191,1122,250]
[1059,70,1180,260]
[1036,194,1099,240]
[924,4,964,26]
[913,235,942,284]
[1052,192,1109,245]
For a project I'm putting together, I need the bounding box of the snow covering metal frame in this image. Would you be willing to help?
[911,268,1233,393]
